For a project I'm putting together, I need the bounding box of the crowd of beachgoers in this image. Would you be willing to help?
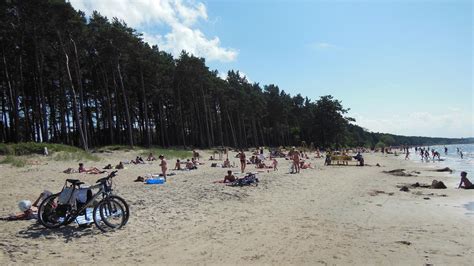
[1,145,472,223]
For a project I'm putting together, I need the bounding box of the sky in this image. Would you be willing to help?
[68,0,473,138]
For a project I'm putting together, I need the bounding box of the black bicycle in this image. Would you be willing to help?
[37,171,129,232]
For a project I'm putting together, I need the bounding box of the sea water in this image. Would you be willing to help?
[409,143,474,177]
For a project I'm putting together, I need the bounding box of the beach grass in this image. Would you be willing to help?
[52,151,100,162]
[94,145,135,153]
[0,142,85,155]
[0,142,100,162]
[0,155,27,167]
[140,147,192,159]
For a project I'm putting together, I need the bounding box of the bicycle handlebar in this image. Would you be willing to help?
[95,170,118,184]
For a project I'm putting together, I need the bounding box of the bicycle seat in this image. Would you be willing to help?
[66,179,84,186]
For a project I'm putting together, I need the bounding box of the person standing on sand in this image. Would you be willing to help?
[405,149,410,160]
[159,155,167,181]
[272,158,278,171]
[293,150,301,173]
[239,150,246,173]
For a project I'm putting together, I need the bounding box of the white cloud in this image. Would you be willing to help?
[68,0,237,62]
[352,109,474,138]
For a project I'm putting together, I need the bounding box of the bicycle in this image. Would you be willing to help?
[37,170,129,232]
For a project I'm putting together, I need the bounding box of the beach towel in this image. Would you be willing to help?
[228,173,259,187]
[75,208,123,225]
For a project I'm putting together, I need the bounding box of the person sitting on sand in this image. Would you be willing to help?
[209,156,215,161]
[174,159,182,170]
[159,155,167,181]
[115,161,124,169]
[223,158,231,168]
[324,152,332,166]
[0,191,52,221]
[132,156,145,164]
[458,171,474,189]
[256,161,266,169]
[186,159,196,170]
[353,152,365,166]
[78,163,104,174]
[147,153,157,161]
[223,170,236,183]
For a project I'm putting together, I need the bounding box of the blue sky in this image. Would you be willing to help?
[70,0,473,138]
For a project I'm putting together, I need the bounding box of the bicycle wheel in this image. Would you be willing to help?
[93,198,125,232]
[108,195,130,225]
[37,193,70,229]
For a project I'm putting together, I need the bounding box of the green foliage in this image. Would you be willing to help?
[0,142,84,155]
[375,141,386,149]
[52,152,100,162]
[380,135,395,146]
[0,143,100,162]
[95,145,135,152]
[0,156,27,167]
[140,148,192,159]
[0,0,471,151]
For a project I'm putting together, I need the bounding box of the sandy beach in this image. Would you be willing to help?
[0,150,472,265]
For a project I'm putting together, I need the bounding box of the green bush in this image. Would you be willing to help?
[0,155,27,167]
[0,142,85,155]
[0,143,100,162]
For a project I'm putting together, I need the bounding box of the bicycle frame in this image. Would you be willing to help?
[62,180,112,224]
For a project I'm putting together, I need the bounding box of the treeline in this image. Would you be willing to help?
[346,125,472,148]
[0,0,470,151]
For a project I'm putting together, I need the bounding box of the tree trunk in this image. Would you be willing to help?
[140,66,151,147]
[2,48,19,142]
[70,36,88,146]
[116,60,134,148]
[58,30,88,151]
[226,110,237,148]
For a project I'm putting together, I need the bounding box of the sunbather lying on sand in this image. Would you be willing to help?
[458,171,474,189]
[300,162,313,169]
[0,191,52,221]
[79,163,105,174]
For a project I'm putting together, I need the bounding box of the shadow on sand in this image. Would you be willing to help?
[17,223,96,242]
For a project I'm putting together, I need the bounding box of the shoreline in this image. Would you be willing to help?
[0,150,472,265]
